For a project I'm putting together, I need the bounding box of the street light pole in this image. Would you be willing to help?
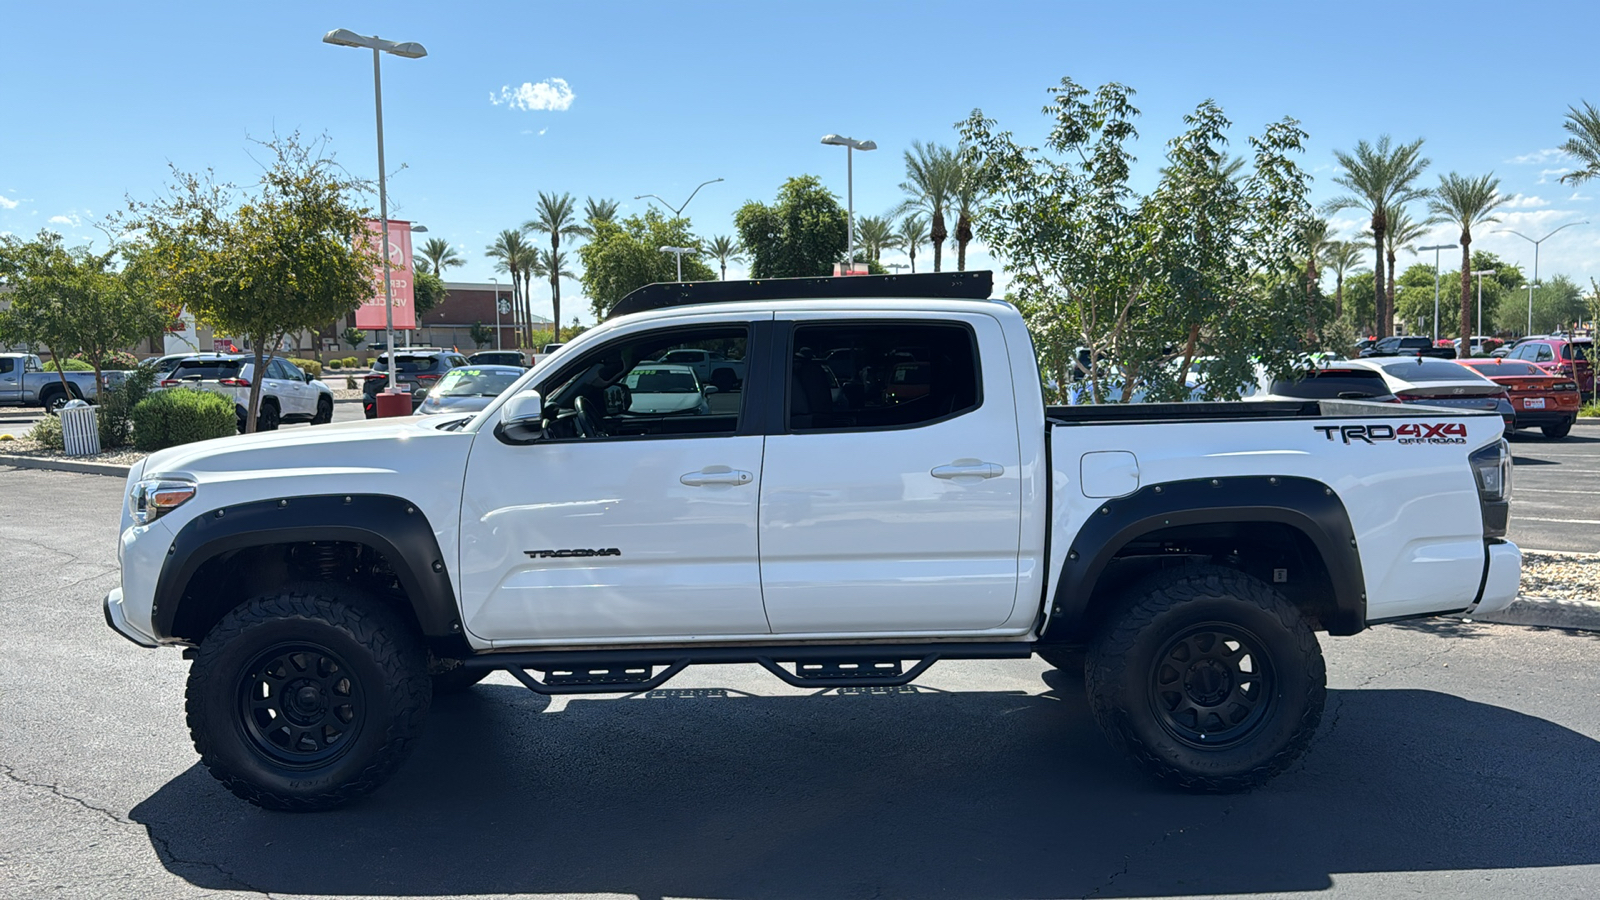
[1500,222,1588,334]
[322,28,427,392]
[635,178,723,218]
[491,277,501,350]
[1417,243,1457,342]
[821,134,877,270]
[1470,269,1497,347]
[658,246,695,282]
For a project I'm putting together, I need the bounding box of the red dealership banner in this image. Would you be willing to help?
[355,219,416,330]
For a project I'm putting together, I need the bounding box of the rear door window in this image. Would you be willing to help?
[1270,368,1389,399]
[1535,344,1555,362]
[788,322,980,431]
[172,359,243,380]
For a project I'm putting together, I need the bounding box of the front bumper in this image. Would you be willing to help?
[1468,540,1523,616]
[103,588,159,647]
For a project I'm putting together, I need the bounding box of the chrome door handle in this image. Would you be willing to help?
[931,461,1004,479]
[680,467,754,487]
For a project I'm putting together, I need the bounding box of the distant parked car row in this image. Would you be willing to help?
[161,354,334,431]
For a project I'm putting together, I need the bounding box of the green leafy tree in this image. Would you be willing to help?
[127,134,375,432]
[961,77,1323,404]
[413,269,447,320]
[896,142,958,272]
[1520,274,1586,334]
[524,191,584,343]
[1324,135,1431,338]
[0,231,171,398]
[578,210,714,318]
[1559,101,1600,186]
[469,321,494,348]
[1321,240,1367,323]
[704,234,745,279]
[341,326,366,350]
[1428,173,1507,344]
[418,237,463,276]
[734,175,848,278]
[895,214,928,273]
[854,215,898,262]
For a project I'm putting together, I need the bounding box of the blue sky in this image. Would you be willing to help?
[4,0,1598,326]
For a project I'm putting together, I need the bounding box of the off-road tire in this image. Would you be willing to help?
[258,400,281,431]
[1543,420,1573,440]
[311,395,334,425]
[185,586,431,811]
[1085,564,1325,793]
[431,666,490,694]
[41,385,79,414]
[1035,646,1087,676]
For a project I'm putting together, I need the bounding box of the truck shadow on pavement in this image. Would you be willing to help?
[130,677,1600,899]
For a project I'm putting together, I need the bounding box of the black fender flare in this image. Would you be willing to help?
[1044,476,1366,640]
[151,493,460,640]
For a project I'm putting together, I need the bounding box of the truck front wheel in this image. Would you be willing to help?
[185,587,432,811]
[1085,565,1325,793]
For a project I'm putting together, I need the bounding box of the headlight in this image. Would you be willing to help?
[1468,440,1512,502]
[129,478,197,526]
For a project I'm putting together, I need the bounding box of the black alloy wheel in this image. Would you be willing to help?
[312,395,334,425]
[1147,623,1273,749]
[238,642,365,767]
[257,401,280,431]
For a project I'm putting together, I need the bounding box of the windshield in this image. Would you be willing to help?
[373,355,439,373]
[169,359,242,380]
[1467,361,1542,377]
[1380,360,1488,382]
[625,367,700,393]
[435,368,520,398]
[1270,369,1388,399]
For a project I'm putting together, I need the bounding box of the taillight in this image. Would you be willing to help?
[364,372,387,380]
[1555,381,1578,392]
[1395,392,1421,401]
[218,377,250,387]
[160,379,180,388]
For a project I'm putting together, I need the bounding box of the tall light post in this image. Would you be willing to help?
[821,134,877,271]
[491,277,502,351]
[1499,222,1587,334]
[322,28,427,392]
[635,178,723,218]
[885,262,909,274]
[1417,243,1457,342]
[658,246,695,282]
[1470,269,1497,346]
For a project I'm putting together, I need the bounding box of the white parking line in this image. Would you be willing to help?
[1512,516,1600,525]
[1515,488,1600,495]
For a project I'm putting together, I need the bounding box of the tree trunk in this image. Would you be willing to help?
[1459,233,1473,348]
[551,274,562,345]
[909,244,917,274]
[930,211,947,273]
[246,341,265,433]
[1335,274,1344,320]
[955,212,972,271]
[1177,323,1201,394]
[1386,248,1398,333]
[1373,232,1388,338]
[1304,260,1320,341]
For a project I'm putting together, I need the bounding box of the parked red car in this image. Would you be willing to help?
[1457,358,1581,439]
[1503,336,1594,392]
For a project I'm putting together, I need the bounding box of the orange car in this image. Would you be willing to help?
[1458,358,1581,439]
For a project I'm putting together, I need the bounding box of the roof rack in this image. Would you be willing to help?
[606,271,995,320]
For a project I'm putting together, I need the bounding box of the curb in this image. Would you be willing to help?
[1459,596,1600,633]
[0,453,132,478]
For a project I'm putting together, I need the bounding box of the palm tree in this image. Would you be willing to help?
[896,214,928,273]
[1559,101,1600,186]
[854,216,898,262]
[1161,151,1248,183]
[537,247,575,338]
[517,243,543,343]
[523,192,584,343]
[1325,136,1431,338]
[1299,218,1333,334]
[1320,241,1367,322]
[1365,204,1435,332]
[948,156,988,271]
[896,141,958,272]
[1429,173,1507,343]
[574,196,621,237]
[705,235,745,280]
[486,229,533,342]
[419,237,464,276]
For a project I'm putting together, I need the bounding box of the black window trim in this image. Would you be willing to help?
[525,319,765,444]
[778,317,985,436]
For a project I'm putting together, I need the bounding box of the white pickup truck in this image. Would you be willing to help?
[0,353,108,410]
[103,272,1521,811]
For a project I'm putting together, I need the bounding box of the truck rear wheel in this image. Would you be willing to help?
[185,587,431,811]
[1085,565,1325,793]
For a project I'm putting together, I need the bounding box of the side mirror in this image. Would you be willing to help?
[703,384,719,395]
[304,372,314,383]
[502,389,544,426]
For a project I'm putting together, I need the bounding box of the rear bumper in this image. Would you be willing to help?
[1468,541,1522,616]
[1511,410,1578,428]
[103,588,158,647]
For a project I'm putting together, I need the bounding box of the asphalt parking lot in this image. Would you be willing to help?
[1506,423,1600,553]
[3,456,1600,899]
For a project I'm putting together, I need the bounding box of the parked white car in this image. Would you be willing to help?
[162,354,334,431]
[622,363,712,415]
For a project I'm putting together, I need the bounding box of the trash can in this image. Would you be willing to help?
[60,400,101,456]
[374,388,413,418]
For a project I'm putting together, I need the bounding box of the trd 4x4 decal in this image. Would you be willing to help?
[1314,422,1469,445]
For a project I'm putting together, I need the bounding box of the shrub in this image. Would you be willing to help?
[98,366,158,449]
[288,357,322,380]
[43,358,95,372]
[343,356,359,368]
[345,375,357,390]
[74,350,141,370]
[1581,401,1600,419]
[328,359,343,370]
[28,415,64,451]
[132,388,237,452]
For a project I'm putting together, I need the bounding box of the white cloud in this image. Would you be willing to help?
[47,214,80,226]
[490,78,575,112]
[0,194,18,210]
[1507,148,1572,166]
[538,127,548,136]
[1504,194,1549,209]
[1537,168,1573,185]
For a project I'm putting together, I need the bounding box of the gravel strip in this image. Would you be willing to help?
[0,436,147,466]
[1520,548,1600,604]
